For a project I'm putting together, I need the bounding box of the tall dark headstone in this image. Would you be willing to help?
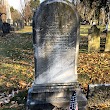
[27,0,87,110]
[0,13,3,31]
[0,19,3,31]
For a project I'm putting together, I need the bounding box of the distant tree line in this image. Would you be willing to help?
[75,0,110,25]
[21,0,40,26]
[0,1,6,22]
[1,0,109,26]
[23,0,110,26]
[0,0,40,26]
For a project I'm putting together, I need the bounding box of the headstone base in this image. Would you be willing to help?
[7,19,13,25]
[27,83,87,110]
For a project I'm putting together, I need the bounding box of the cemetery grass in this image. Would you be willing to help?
[16,26,32,34]
[0,33,34,110]
[0,26,110,109]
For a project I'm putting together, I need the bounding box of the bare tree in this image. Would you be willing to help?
[24,2,32,25]
[10,7,21,22]
[0,4,6,22]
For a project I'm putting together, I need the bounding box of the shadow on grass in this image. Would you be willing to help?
[0,33,34,109]
[0,30,110,109]
[0,90,27,110]
[0,33,33,60]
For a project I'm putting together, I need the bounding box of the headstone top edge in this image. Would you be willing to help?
[37,0,76,13]
[34,0,80,30]
[40,0,73,4]
[39,0,75,9]
[32,82,79,87]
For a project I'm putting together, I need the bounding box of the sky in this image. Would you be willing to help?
[8,0,25,12]
[8,0,42,12]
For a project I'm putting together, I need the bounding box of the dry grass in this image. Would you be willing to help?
[16,26,32,33]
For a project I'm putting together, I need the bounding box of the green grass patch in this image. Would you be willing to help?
[0,33,34,90]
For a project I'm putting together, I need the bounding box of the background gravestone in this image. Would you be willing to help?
[0,18,3,31]
[27,0,87,110]
[105,33,110,52]
[108,24,110,32]
[2,22,11,35]
[88,25,100,52]
[0,13,3,32]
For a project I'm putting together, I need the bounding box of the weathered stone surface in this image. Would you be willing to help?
[32,83,86,109]
[105,33,110,52]
[108,21,110,32]
[28,83,87,109]
[33,0,79,84]
[27,0,87,109]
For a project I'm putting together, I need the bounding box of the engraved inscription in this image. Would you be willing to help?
[33,1,79,83]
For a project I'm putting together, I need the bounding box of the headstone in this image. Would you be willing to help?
[33,0,79,85]
[105,33,110,52]
[108,24,110,32]
[0,18,3,30]
[27,0,87,109]
[1,0,13,24]
[88,24,100,52]
[2,22,11,34]
[0,13,3,31]
[6,0,13,24]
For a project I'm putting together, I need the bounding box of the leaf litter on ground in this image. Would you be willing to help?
[0,33,110,109]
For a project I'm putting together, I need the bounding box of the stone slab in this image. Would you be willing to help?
[33,0,79,84]
[27,83,87,109]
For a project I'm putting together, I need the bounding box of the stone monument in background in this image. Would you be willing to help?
[27,0,87,110]
[0,13,3,30]
[105,33,110,52]
[88,24,100,52]
[1,0,13,24]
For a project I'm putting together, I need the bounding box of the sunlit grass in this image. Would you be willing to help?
[80,25,105,36]
[0,24,109,109]
[0,33,34,91]
[15,25,105,35]
[0,24,108,90]
[16,24,101,36]
[16,26,32,33]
